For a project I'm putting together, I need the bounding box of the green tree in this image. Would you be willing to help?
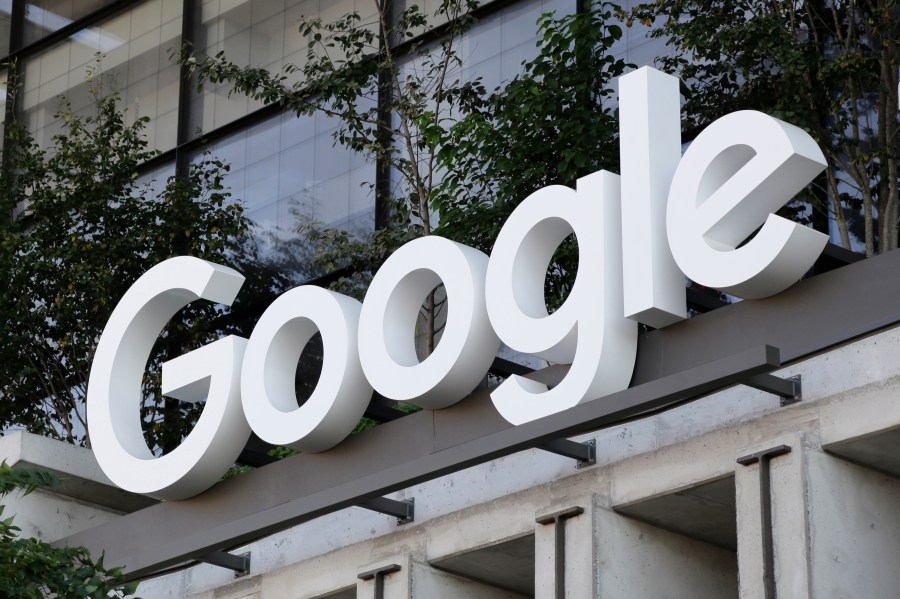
[182,0,481,353]
[625,0,899,256]
[435,1,630,306]
[0,461,139,598]
[0,80,285,449]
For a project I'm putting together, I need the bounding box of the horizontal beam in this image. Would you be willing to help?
[539,438,596,468]
[56,249,900,581]
[198,550,249,576]
[744,373,802,406]
[60,344,781,581]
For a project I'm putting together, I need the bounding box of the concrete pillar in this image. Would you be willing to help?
[737,432,900,599]
[736,433,810,599]
[535,497,595,598]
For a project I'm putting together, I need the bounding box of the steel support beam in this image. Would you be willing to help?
[59,344,783,580]
[539,438,596,468]
[198,550,250,577]
[743,373,802,406]
[357,497,415,525]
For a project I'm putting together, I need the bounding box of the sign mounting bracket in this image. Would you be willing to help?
[743,373,802,406]
[539,438,597,468]
[357,496,415,525]
[198,550,250,577]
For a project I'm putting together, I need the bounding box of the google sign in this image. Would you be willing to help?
[87,67,829,500]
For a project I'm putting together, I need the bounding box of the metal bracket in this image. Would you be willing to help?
[744,373,802,406]
[539,438,596,468]
[358,496,415,525]
[198,550,250,578]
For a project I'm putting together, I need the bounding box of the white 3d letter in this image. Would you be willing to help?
[241,286,372,451]
[485,171,637,425]
[620,66,686,327]
[88,257,250,500]
[667,110,828,298]
[358,236,500,409]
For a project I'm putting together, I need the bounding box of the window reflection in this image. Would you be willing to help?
[197,110,375,282]
[191,0,376,135]
[22,0,150,46]
[0,0,10,56]
[21,0,182,152]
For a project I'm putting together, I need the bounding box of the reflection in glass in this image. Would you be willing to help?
[0,0,10,57]
[197,110,375,283]
[191,0,375,135]
[21,0,182,152]
[22,0,124,46]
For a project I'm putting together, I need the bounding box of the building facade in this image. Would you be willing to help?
[4,2,899,599]
[7,248,900,598]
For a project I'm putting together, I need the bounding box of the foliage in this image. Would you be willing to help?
[625,0,899,256]
[435,1,631,306]
[182,0,482,353]
[0,80,286,449]
[0,461,139,598]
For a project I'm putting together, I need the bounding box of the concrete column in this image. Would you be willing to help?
[735,433,809,599]
[535,497,594,598]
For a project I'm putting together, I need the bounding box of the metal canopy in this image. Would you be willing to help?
[56,249,900,581]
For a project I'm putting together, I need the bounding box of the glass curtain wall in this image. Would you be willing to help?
[0,2,10,56]
[192,0,376,134]
[21,0,182,151]
[1,0,575,285]
[22,0,122,45]
[193,109,373,279]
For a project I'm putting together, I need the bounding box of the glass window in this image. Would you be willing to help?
[0,0,11,57]
[192,0,376,135]
[21,0,182,152]
[198,110,375,281]
[134,158,176,199]
[459,0,576,91]
[22,0,140,46]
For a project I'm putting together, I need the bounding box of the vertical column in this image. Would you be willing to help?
[374,0,396,230]
[735,435,810,599]
[175,0,200,178]
[2,0,26,160]
[736,445,791,599]
[535,499,593,598]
